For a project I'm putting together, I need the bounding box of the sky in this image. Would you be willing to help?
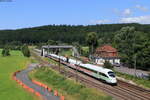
[0,0,150,29]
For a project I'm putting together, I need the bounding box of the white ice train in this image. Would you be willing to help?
[47,54,117,85]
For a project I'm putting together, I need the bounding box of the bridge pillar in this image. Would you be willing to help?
[72,49,74,56]
[43,48,45,56]
[41,48,43,56]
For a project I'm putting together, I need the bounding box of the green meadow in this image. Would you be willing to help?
[29,67,112,100]
[0,49,37,100]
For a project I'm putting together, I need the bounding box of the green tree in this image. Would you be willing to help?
[136,39,150,70]
[72,42,82,55]
[114,26,150,70]
[47,40,59,45]
[103,61,113,69]
[98,38,104,46]
[2,48,10,56]
[86,32,98,57]
[2,49,5,56]
[21,45,30,57]
[114,26,136,67]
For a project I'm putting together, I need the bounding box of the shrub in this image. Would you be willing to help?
[2,48,10,56]
[21,45,30,57]
[2,49,5,56]
[103,61,113,69]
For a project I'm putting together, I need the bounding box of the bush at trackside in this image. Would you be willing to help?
[103,61,113,69]
[21,45,30,57]
[1,47,10,56]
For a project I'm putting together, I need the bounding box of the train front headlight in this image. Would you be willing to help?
[111,78,117,83]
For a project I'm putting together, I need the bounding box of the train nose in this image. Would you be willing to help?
[111,78,117,84]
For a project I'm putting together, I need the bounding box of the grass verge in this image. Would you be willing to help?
[115,71,150,89]
[0,49,37,100]
[29,67,112,100]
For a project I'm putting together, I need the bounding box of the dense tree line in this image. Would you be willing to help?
[0,23,150,45]
[0,41,22,51]
[0,23,150,70]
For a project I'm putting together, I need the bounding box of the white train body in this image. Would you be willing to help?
[47,54,117,84]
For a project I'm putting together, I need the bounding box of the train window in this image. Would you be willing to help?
[108,71,115,77]
[102,73,108,78]
[99,72,108,78]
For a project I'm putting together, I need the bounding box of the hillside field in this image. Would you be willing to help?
[0,49,36,100]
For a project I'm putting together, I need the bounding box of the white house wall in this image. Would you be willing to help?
[95,58,120,65]
[95,58,105,65]
[115,59,120,64]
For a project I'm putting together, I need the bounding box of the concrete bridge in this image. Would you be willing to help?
[41,45,80,57]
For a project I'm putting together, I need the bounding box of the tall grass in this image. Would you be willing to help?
[116,71,150,89]
[30,67,112,100]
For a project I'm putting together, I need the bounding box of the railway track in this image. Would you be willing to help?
[118,80,150,93]
[65,70,128,100]
[31,50,150,100]
[63,68,150,100]
[114,85,150,100]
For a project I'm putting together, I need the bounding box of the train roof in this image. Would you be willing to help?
[80,63,113,74]
[69,58,82,65]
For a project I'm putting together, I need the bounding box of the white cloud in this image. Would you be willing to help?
[90,19,110,24]
[113,8,120,15]
[123,9,132,16]
[120,15,150,24]
[113,8,133,17]
[135,5,148,12]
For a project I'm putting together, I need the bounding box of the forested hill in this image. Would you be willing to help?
[0,23,150,44]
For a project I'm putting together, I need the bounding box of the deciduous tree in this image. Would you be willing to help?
[21,45,30,57]
[86,32,98,57]
[2,47,10,56]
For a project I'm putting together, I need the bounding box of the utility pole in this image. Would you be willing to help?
[76,66,78,82]
[134,33,137,77]
[59,56,60,72]
[134,54,137,76]
[75,57,78,82]
[63,55,66,78]
[48,45,50,55]
[65,56,69,78]
[58,49,61,73]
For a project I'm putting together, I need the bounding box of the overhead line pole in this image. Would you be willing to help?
[134,33,137,77]
[76,56,78,82]
[59,56,60,72]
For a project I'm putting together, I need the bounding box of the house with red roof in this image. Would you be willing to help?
[93,45,120,65]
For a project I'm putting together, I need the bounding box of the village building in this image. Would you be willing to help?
[93,45,120,65]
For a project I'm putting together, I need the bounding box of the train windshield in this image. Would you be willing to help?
[108,71,115,78]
